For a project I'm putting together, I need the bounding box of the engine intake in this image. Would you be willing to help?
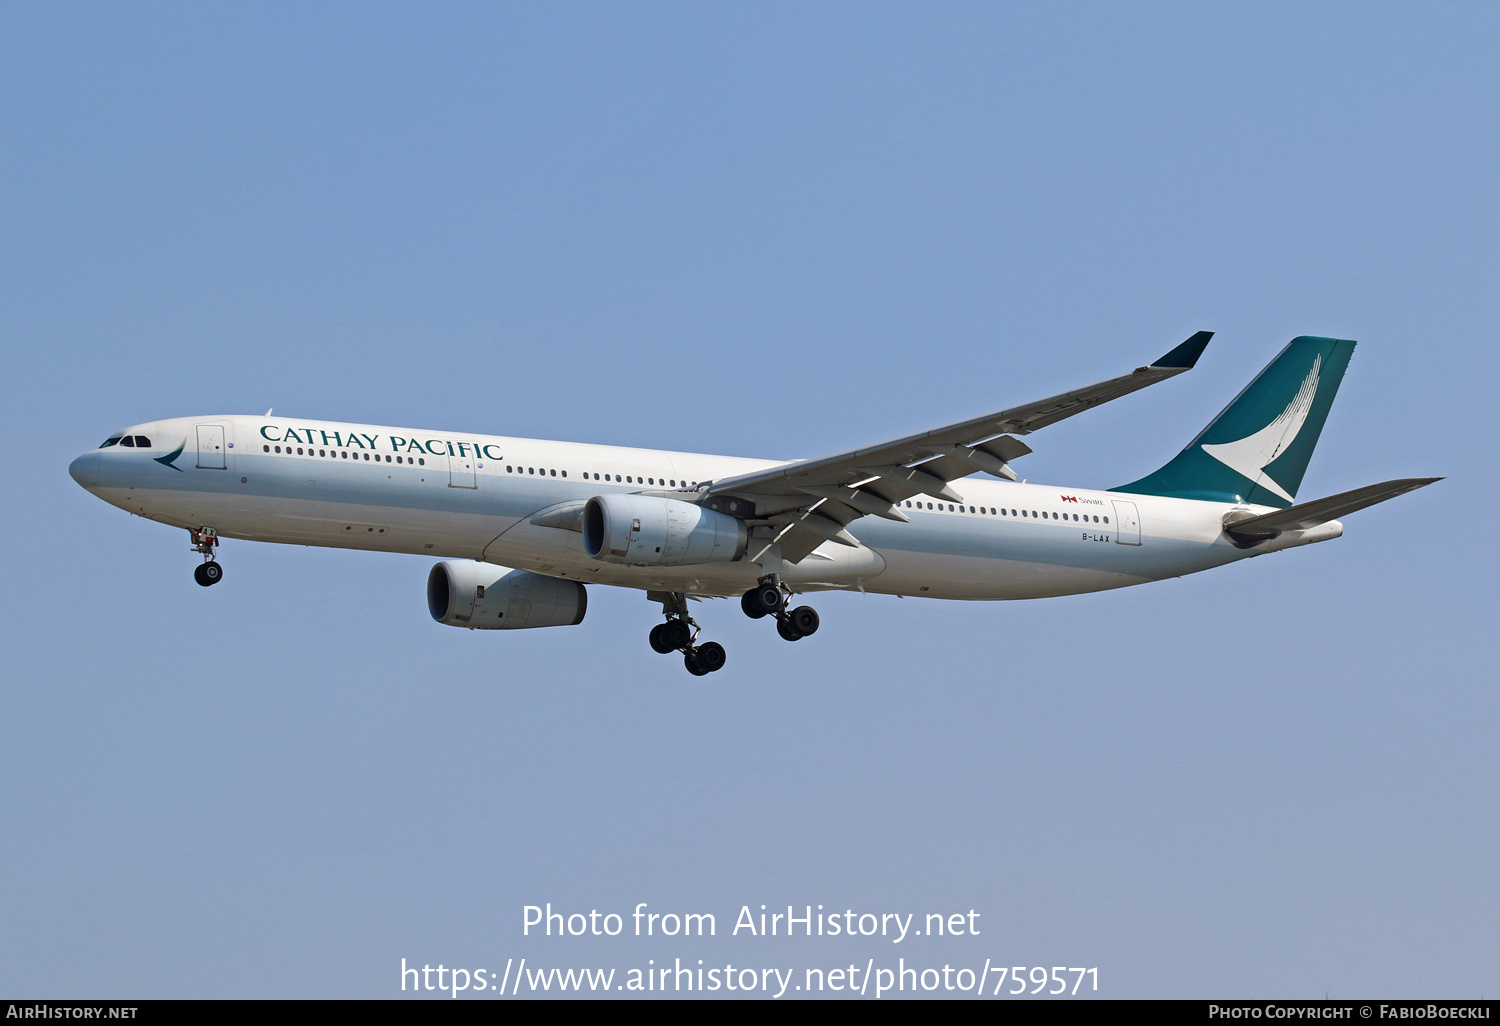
[427,561,587,629]
[582,493,748,566]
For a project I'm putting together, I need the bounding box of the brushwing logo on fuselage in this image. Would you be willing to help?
[1200,355,1321,503]
[153,440,186,472]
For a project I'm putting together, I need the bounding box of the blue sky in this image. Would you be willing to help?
[1,2,1495,998]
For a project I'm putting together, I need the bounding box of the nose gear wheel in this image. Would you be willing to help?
[189,527,223,587]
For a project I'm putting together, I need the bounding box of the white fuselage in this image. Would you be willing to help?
[68,414,1342,600]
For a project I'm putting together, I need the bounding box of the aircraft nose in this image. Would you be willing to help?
[69,452,101,490]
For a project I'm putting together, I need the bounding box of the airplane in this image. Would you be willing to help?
[68,333,1437,675]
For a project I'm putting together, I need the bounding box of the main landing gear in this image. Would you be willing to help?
[741,574,819,642]
[645,576,820,676]
[190,527,223,587]
[647,591,728,676]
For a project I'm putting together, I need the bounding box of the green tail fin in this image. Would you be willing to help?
[1111,336,1356,508]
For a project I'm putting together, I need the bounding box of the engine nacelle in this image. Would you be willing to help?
[582,493,748,566]
[427,561,587,630]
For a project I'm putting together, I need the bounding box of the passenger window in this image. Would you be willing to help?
[418,458,425,466]
[263,445,269,452]
[1103,516,1109,524]
[550,469,556,476]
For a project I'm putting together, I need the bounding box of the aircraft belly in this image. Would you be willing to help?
[869,548,1150,599]
[781,542,887,590]
[851,515,1226,600]
[484,526,887,596]
[100,486,512,559]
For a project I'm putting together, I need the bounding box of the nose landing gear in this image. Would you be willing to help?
[646,591,728,676]
[741,574,820,642]
[190,527,223,587]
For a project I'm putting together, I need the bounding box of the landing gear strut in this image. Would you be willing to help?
[190,527,223,587]
[742,574,819,642]
[646,591,728,675]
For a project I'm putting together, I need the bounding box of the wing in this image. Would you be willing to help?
[701,331,1214,562]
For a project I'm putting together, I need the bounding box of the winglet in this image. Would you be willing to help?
[1151,331,1214,369]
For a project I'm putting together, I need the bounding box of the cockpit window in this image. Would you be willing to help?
[100,436,122,448]
[119,436,136,447]
[133,436,151,448]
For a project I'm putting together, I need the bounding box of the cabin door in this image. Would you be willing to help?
[1111,500,1141,545]
[195,424,226,469]
[448,452,477,488]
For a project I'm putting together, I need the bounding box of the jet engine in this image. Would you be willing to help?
[427,561,587,629]
[582,493,748,566]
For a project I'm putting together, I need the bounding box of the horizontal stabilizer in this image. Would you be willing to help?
[1223,477,1441,545]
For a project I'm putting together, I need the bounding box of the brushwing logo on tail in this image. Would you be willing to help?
[1200,355,1321,503]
